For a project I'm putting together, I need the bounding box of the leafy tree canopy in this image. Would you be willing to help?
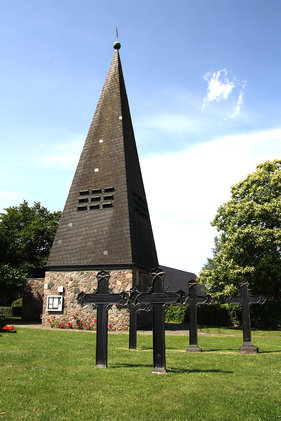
[0,264,27,305]
[0,200,61,279]
[199,160,281,300]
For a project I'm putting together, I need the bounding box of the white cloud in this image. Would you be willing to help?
[2,127,280,275]
[203,69,235,108]
[202,69,246,119]
[229,90,244,119]
[141,128,281,275]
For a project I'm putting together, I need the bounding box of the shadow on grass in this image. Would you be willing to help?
[201,348,281,354]
[186,348,281,353]
[137,347,281,354]
[139,346,178,350]
[201,348,237,352]
[138,347,237,352]
[168,368,234,374]
[0,330,17,334]
[111,363,153,369]
[111,363,233,374]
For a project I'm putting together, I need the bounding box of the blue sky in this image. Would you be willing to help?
[1,0,281,274]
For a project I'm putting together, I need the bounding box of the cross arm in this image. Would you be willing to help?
[226,296,241,305]
[137,291,180,305]
[182,293,212,306]
[248,295,267,305]
[77,291,126,306]
[188,295,212,306]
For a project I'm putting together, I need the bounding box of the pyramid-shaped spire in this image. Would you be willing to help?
[47,47,158,270]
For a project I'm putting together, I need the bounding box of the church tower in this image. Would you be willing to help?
[42,40,158,329]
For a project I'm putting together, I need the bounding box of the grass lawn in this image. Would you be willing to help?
[0,327,280,421]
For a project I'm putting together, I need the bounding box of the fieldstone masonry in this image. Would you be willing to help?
[42,270,133,330]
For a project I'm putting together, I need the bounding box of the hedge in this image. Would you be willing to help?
[165,301,281,329]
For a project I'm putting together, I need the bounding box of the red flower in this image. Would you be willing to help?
[83,323,86,326]
[47,318,51,322]
[94,318,97,323]
[53,316,56,319]
[2,325,14,331]
[68,322,72,326]
[108,324,112,327]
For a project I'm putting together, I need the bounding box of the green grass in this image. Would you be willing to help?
[0,328,280,421]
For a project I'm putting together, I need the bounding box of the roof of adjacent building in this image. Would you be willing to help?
[47,47,158,271]
[161,265,206,294]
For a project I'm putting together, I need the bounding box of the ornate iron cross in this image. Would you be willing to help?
[124,287,147,350]
[136,268,181,374]
[227,282,266,354]
[182,281,212,352]
[77,270,127,368]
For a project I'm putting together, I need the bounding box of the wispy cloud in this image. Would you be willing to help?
[202,69,246,119]
[203,69,235,108]
[229,90,244,119]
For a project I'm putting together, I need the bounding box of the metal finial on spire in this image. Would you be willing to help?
[113,26,121,50]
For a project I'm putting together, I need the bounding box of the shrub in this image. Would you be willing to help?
[0,264,27,305]
[0,306,12,317]
[0,316,7,329]
[197,301,280,330]
[11,298,23,317]
[250,301,281,330]
[165,305,186,323]
[227,304,242,327]
[197,304,232,326]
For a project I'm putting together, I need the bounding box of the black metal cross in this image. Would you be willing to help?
[183,281,211,352]
[136,268,180,374]
[77,270,126,368]
[125,287,146,350]
[227,282,266,354]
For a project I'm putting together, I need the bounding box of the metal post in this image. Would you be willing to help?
[137,268,180,374]
[227,282,266,354]
[152,303,166,373]
[185,281,210,352]
[77,270,126,368]
[129,306,137,350]
[96,304,108,368]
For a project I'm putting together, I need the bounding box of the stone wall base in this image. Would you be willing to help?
[42,270,133,331]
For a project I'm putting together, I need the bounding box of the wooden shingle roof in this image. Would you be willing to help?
[47,48,158,271]
[160,265,205,294]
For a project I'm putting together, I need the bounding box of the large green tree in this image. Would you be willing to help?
[0,201,61,303]
[199,160,281,300]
